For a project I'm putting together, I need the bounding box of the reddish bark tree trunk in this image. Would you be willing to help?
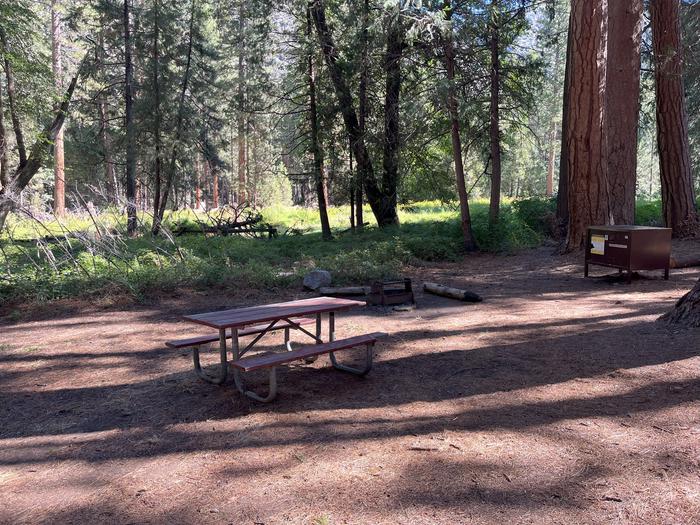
[556,9,575,234]
[651,0,699,237]
[606,0,643,226]
[659,278,700,326]
[565,0,611,251]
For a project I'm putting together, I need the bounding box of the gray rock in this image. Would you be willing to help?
[303,269,332,291]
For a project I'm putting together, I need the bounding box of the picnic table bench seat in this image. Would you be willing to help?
[165,317,315,349]
[231,332,388,402]
[231,332,388,372]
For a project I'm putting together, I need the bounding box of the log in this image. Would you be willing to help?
[423,282,482,302]
[318,286,371,296]
[670,256,700,269]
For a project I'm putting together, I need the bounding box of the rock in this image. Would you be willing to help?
[303,269,332,291]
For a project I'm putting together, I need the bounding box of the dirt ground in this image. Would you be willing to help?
[1,242,700,525]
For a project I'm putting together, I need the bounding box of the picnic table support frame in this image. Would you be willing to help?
[327,312,374,376]
[191,329,228,385]
[231,327,279,403]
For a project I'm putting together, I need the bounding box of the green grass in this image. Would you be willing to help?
[0,198,674,305]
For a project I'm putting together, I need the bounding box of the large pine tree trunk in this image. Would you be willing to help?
[659,278,700,326]
[307,7,332,240]
[606,0,643,226]
[651,0,699,237]
[565,0,611,251]
[51,0,65,217]
[488,5,502,226]
[124,0,138,235]
[443,0,477,252]
[309,0,399,227]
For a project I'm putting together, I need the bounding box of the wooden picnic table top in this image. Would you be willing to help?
[183,296,366,330]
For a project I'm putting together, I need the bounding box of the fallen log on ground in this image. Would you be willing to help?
[423,282,482,302]
[318,286,371,296]
[670,256,700,269]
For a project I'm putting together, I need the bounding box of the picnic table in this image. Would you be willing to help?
[168,297,386,402]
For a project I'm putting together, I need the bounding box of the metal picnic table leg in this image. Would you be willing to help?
[328,311,374,376]
[232,327,278,403]
[191,328,228,385]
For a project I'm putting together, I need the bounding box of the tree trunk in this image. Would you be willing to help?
[488,5,502,225]
[151,0,163,233]
[659,278,700,326]
[156,0,195,225]
[545,122,556,196]
[606,0,643,225]
[564,0,611,251]
[212,163,219,208]
[307,7,332,240]
[355,0,369,230]
[51,0,66,216]
[309,0,399,227]
[0,62,84,231]
[0,75,7,191]
[195,154,201,209]
[97,25,118,203]
[0,26,27,169]
[556,8,574,233]
[382,7,402,227]
[237,0,247,204]
[124,0,138,235]
[443,0,477,252]
[651,0,699,237]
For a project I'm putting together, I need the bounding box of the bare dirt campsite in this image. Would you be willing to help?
[3,0,700,523]
[2,240,700,525]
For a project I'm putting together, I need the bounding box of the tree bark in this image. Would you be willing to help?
[606,0,643,225]
[124,0,138,235]
[564,0,611,251]
[151,0,163,232]
[309,0,399,227]
[545,122,556,196]
[443,0,477,252]
[195,153,201,209]
[51,0,66,216]
[659,278,700,326]
[237,0,247,204]
[212,163,219,208]
[0,61,84,231]
[651,0,699,237]
[307,6,332,240]
[488,4,502,225]
[0,26,27,169]
[0,75,7,191]
[382,7,403,227]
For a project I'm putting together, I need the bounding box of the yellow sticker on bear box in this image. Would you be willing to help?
[591,235,605,255]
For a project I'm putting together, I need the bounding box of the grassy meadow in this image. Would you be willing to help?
[0,198,678,307]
